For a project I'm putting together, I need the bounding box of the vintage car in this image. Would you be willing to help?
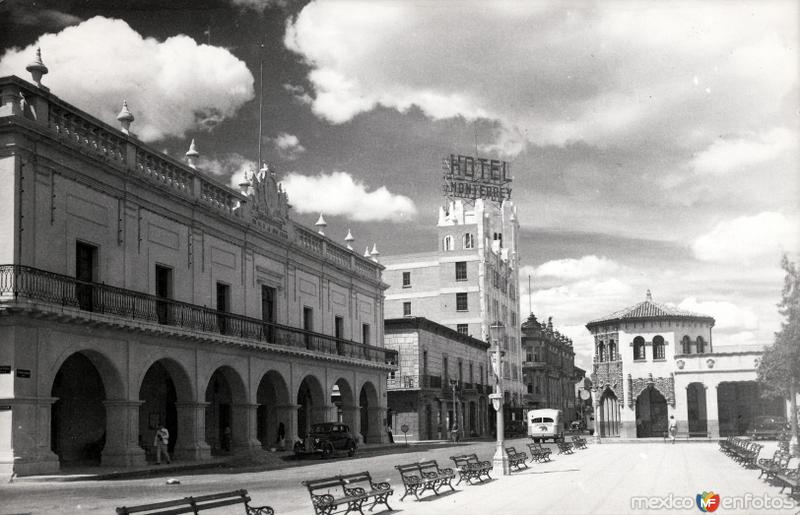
[293,422,357,458]
[749,415,787,440]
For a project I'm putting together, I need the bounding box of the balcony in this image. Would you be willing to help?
[387,375,420,390]
[522,360,547,370]
[0,265,397,367]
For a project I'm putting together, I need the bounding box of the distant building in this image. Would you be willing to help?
[587,290,782,439]
[0,55,395,477]
[520,314,584,426]
[384,317,491,441]
[382,198,525,423]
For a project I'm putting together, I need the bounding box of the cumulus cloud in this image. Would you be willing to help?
[285,1,797,154]
[6,4,81,28]
[280,171,416,222]
[678,297,758,331]
[269,132,306,160]
[690,128,798,176]
[529,255,621,281]
[691,212,799,263]
[230,0,288,9]
[0,16,254,142]
[196,154,256,189]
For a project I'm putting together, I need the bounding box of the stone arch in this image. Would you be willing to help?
[256,370,290,448]
[598,387,620,437]
[633,336,646,360]
[331,377,356,429]
[635,386,668,437]
[359,380,381,444]
[50,350,121,465]
[138,357,194,460]
[297,374,326,438]
[204,366,248,454]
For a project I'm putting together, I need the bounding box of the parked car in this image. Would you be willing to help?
[749,415,787,440]
[293,422,357,458]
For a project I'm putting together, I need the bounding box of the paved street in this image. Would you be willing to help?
[0,439,796,515]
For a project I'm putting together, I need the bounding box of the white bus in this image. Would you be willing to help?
[527,409,563,442]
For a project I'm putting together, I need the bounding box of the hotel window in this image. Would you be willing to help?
[403,301,412,317]
[455,261,467,281]
[457,323,469,335]
[456,292,468,311]
[463,233,475,249]
[402,271,411,288]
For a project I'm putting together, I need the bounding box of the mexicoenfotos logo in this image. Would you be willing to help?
[696,491,720,512]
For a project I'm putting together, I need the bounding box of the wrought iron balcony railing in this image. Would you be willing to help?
[0,265,397,366]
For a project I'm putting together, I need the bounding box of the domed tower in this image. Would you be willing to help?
[586,290,715,439]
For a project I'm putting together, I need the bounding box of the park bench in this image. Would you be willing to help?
[556,439,575,455]
[116,489,273,515]
[757,449,791,482]
[526,441,552,463]
[571,435,587,449]
[395,460,455,501]
[450,454,492,484]
[504,446,528,471]
[732,441,761,467]
[302,471,393,515]
[775,458,800,497]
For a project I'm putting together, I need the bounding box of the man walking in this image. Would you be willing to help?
[668,415,678,444]
[154,424,171,464]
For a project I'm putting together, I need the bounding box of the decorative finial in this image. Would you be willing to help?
[364,246,371,258]
[116,100,134,134]
[315,214,327,235]
[344,229,354,250]
[185,139,199,169]
[370,243,380,262]
[26,48,48,87]
[646,289,652,302]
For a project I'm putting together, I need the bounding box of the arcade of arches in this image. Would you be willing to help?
[21,343,389,475]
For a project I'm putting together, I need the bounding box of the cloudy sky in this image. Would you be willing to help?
[1,0,797,370]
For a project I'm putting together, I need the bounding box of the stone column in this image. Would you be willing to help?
[101,400,146,467]
[591,389,601,443]
[675,386,689,435]
[275,404,299,445]
[174,402,211,461]
[367,406,387,444]
[232,403,261,455]
[341,405,360,437]
[0,396,60,478]
[706,385,720,438]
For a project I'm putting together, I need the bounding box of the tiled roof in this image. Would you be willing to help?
[587,291,714,326]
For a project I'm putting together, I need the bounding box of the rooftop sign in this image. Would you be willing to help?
[442,154,512,202]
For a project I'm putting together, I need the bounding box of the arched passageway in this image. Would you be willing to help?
[636,387,668,437]
[296,375,326,438]
[598,388,620,437]
[204,367,247,454]
[331,378,355,428]
[687,382,708,435]
[51,353,106,465]
[139,361,178,455]
[359,381,381,443]
[256,370,290,448]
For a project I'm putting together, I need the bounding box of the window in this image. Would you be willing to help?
[155,265,172,324]
[681,335,691,354]
[403,301,412,317]
[456,323,469,335]
[696,336,706,354]
[216,282,230,334]
[443,235,454,251]
[479,364,484,386]
[469,362,474,384]
[362,323,370,345]
[335,316,344,339]
[653,335,665,360]
[303,306,313,348]
[402,271,411,288]
[609,340,616,361]
[423,350,428,377]
[463,233,475,249]
[261,285,276,341]
[511,311,516,326]
[458,360,463,383]
[597,342,606,362]
[75,241,97,311]
[633,336,646,360]
[455,261,467,281]
[527,382,533,393]
[443,356,449,383]
[456,292,468,311]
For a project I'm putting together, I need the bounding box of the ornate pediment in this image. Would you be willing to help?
[243,165,289,236]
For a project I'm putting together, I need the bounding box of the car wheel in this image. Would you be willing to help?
[320,442,334,459]
[347,441,356,457]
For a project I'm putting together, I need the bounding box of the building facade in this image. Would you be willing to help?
[0,62,395,477]
[520,314,584,425]
[381,198,524,420]
[587,291,782,439]
[384,317,490,441]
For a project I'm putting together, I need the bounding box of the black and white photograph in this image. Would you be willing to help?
[0,0,798,513]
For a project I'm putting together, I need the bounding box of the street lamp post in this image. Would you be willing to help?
[450,379,459,442]
[489,321,510,475]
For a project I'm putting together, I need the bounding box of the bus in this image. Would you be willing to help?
[527,409,563,442]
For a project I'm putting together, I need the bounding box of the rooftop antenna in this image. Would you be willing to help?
[257,42,265,170]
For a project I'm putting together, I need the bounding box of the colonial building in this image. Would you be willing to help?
[520,314,584,424]
[587,290,782,439]
[0,53,395,477]
[381,198,524,421]
[385,317,490,441]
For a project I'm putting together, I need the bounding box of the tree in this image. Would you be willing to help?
[757,255,800,453]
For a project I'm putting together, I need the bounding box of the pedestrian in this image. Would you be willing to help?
[223,425,232,452]
[450,423,459,443]
[276,422,286,451]
[668,415,678,444]
[386,424,394,443]
[154,424,171,464]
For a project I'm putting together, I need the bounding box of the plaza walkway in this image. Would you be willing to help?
[0,440,796,515]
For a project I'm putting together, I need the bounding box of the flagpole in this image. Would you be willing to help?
[258,43,264,170]
[528,274,532,315]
